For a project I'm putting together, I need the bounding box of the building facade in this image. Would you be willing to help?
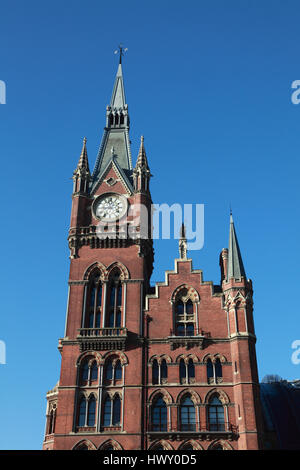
[43,59,263,450]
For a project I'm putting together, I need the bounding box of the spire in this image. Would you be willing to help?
[76,137,90,173]
[227,213,246,280]
[136,136,150,171]
[110,63,126,109]
[179,223,187,260]
[91,59,132,192]
[73,138,90,194]
[133,136,151,192]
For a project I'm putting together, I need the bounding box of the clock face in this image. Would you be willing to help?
[94,194,127,221]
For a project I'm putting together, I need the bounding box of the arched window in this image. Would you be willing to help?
[180,396,196,431]
[106,270,122,328]
[179,358,195,384]
[120,113,124,125]
[207,395,225,431]
[207,359,214,382]
[104,357,123,384]
[112,396,121,425]
[102,395,122,428]
[81,361,89,382]
[152,359,168,385]
[215,358,222,379]
[85,272,102,329]
[80,358,98,385]
[206,358,222,384]
[161,359,168,383]
[174,291,195,336]
[151,396,167,431]
[78,397,87,427]
[48,407,56,434]
[152,359,159,385]
[87,396,96,426]
[90,361,98,382]
[179,359,186,384]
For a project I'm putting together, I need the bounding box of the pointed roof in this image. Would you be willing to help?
[91,62,132,192]
[110,63,126,109]
[135,136,150,171]
[179,223,187,260]
[75,137,90,173]
[227,213,246,280]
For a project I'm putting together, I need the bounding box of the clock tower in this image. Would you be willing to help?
[43,57,263,451]
[43,59,153,450]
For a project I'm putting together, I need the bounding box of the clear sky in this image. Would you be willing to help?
[0,0,300,449]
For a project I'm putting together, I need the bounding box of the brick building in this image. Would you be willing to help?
[43,57,263,450]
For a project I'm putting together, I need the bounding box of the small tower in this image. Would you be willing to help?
[133,136,151,193]
[72,137,90,195]
[178,223,187,260]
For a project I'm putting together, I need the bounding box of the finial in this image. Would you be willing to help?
[83,137,87,145]
[179,222,187,260]
[141,135,144,144]
[114,44,128,64]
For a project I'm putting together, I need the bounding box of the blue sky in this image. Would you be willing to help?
[0,0,300,449]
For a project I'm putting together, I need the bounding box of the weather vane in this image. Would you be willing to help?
[114,44,128,64]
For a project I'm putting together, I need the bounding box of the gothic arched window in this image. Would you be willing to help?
[78,397,87,427]
[174,291,195,336]
[80,358,98,385]
[85,272,102,329]
[152,359,168,385]
[102,395,121,428]
[207,395,225,431]
[87,396,96,426]
[207,358,222,384]
[179,358,195,384]
[151,396,167,432]
[152,359,159,385]
[104,357,123,384]
[180,396,196,431]
[106,270,122,328]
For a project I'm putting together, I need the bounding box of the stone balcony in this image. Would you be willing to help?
[77,327,128,352]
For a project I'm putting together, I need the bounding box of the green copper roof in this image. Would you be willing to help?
[227,213,246,280]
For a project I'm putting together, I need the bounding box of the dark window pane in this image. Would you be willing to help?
[78,398,86,426]
[177,324,185,336]
[88,312,94,328]
[105,361,113,380]
[96,311,101,328]
[161,360,167,380]
[215,359,222,377]
[103,398,112,426]
[87,397,96,426]
[97,285,102,306]
[91,362,98,381]
[117,285,122,306]
[116,309,121,327]
[186,324,194,336]
[152,360,159,384]
[110,287,116,306]
[186,300,193,314]
[82,362,89,381]
[180,359,186,379]
[188,359,195,378]
[207,359,214,379]
[176,301,184,314]
[112,396,121,425]
[115,361,122,380]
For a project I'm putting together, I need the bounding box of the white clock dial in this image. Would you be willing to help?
[94,194,126,221]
